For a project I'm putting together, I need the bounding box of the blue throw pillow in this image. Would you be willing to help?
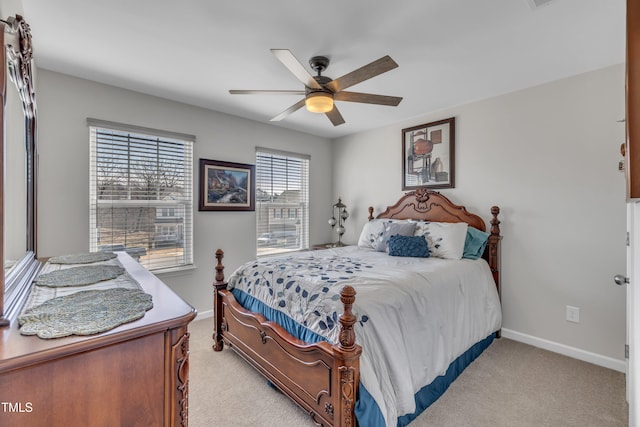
[462,227,490,259]
[388,234,430,258]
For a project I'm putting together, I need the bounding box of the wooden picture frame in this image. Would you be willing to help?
[198,159,255,211]
[402,117,455,190]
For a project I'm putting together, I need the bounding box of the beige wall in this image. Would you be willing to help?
[333,64,627,363]
[34,69,334,314]
[27,65,630,366]
[2,0,626,364]
[31,65,630,365]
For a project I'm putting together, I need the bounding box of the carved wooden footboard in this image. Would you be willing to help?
[213,249,362,427]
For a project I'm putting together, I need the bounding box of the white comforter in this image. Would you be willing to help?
[228,246,502,426]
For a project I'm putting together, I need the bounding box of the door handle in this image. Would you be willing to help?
[614,274,630,285]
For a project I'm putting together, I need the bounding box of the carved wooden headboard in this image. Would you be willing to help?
[369,188,490,230]
[368,188,501,296]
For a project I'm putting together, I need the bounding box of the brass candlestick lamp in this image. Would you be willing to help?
[328,198,349,246]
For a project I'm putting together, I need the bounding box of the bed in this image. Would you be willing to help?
[212,188,501,426]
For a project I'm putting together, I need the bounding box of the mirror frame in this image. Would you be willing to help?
[0,15,38,326]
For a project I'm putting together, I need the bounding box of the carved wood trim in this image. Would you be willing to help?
[213,250,363,426]
[4,15,36,252]
[374,188,486,231]
[168,327,190,427]
[332,287,362,427]
[488,206,501,289]
[337,286,357,351]
[338,366,357,427]
[212,249,227,351]
[0,15,38,327]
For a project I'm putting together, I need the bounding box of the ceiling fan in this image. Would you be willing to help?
[229,49,403,126]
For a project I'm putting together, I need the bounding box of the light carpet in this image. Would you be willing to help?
[187,318,628,426]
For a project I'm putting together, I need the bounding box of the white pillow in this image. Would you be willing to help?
[414,221,468,260]
[357,219,388,250]
[380,222,417,252]
[358,219,416,252]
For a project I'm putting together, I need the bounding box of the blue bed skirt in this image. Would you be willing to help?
[232,288,495,427]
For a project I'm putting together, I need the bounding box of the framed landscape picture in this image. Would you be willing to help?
[199,159,255,211]
[402,117,455,190]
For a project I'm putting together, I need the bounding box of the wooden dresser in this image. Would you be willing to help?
[0,252,196,427]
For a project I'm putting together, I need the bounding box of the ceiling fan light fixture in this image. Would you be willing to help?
[305,92,334,113]
[230,49,401,126]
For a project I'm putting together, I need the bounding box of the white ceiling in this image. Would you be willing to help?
[20,0,625,139]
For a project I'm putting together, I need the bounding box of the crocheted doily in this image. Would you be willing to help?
[18,288,153,339]
[34,265,125,288]
[48,252,117,264]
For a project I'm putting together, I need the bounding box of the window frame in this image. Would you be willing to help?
[88,119,194,272]
[255,148,310,257]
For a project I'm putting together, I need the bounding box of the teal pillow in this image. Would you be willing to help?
[463,227,490,259]
[388,234,430,257]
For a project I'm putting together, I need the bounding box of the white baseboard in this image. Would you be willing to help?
[501,328,626,373]
[195,309,213,321]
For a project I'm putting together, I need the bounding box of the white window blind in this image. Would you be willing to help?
[89,120,194,271]
[256,149,309,256]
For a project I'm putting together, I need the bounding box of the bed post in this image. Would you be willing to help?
[487,206,501,293]
[212,249,226,351]
[487,207,501,338]
[331,286,362,427]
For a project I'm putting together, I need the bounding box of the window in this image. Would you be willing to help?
[256,148,309,256]
[88,119,194,272]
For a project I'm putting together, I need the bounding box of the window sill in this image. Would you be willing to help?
[151,264,197,278]
[257,248,309,258]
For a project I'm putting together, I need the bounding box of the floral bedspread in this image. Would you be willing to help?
[227,246,502,427]
[228,253,373,343]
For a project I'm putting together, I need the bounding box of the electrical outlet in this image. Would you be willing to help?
[566,305,580,323]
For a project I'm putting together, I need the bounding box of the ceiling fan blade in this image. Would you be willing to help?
[326,106,345,126]
[230,89,306,95]
[270,99,306,122]
[334,91,402,106]
[326,55,399,93]
[271,49,322,90]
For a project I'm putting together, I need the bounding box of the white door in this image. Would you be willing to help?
[627,201,640,426]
